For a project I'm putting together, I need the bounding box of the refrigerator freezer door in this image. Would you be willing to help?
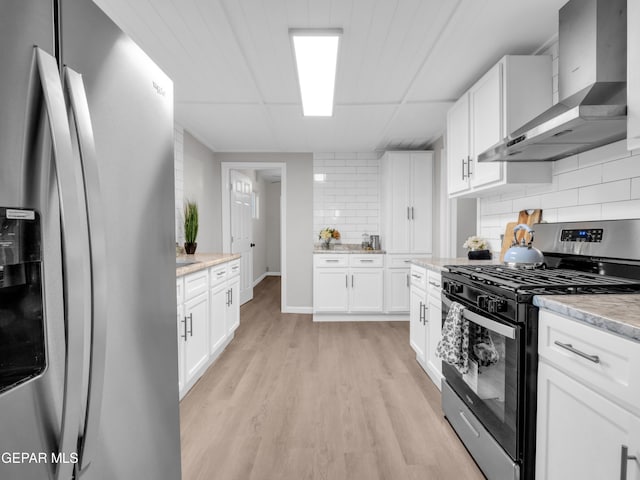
[60,1,182,479]
[1,4,90,480]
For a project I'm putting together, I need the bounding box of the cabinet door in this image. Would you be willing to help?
[183,292,210,384]
[426,293,443,389]
[447,94,471,195]
[349,269,384,312]
[409,287,427,362]
[314,269,349,312]
[536,361,640,480]
[629,0,640,150]
[387,153,412,252]
[226,276,240,335]
[176,302,185,394]
[411,153,433,253]
[470,62,503,188]
[210,283,228,354]
[386,269,410,313]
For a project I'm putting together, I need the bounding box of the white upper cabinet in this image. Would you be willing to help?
[447,55,553,197]
[380,151,433,254]
[628,0,640,150]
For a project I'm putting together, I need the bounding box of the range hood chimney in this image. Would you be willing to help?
[479,0,627,163]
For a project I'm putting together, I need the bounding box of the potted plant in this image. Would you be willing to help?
[463,235,492,260]
[184,201,199,254]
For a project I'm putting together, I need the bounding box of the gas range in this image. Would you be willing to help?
[440,219,640,480]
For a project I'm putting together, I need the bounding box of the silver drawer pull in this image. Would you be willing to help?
[428,281,440,287]
[620,445,638,480]
[325,259,340,263]
[359,259,374,263]
[554,341,600,364]
[459,411,479,438]
[411,274,422,279]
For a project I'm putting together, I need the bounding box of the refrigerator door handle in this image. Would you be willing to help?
[34,47,88,480]
[64,66,109,474]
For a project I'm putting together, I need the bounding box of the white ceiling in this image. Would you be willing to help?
[94,0,566,153]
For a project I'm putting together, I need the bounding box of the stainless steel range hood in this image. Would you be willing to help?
[479,0,627,163]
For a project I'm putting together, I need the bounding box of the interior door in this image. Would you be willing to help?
[230,170,253,304]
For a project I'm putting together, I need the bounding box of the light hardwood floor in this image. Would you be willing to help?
[180,276,484,480]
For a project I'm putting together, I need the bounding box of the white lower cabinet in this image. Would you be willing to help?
[177,258,241,399]
[409,265,443,390]
[183,292,210,384]
[313,254,384,315]
[409,265,428,362]
[425,271,443,388]
[536,310,640,480]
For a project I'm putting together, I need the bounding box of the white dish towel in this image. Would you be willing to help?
[436,301,470,374]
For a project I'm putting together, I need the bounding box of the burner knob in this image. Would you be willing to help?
[446,282,463,294]
[476,295,489,310]
[487,298,507,313]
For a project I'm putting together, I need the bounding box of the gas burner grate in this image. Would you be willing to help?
[447,265,640,292]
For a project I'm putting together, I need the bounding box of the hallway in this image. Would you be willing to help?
[179,276,483,480]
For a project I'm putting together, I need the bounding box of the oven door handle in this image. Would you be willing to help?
[443,296,516,339]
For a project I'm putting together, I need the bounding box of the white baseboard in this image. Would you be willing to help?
[253,271,282,288]
[283,306,313,314]
[313,313,409,322]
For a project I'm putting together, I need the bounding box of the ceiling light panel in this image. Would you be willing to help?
[290,28,342,117]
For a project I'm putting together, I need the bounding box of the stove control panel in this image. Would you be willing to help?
[560,228,603,243]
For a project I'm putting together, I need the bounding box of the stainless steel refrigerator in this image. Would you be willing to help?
[0,1,182,479]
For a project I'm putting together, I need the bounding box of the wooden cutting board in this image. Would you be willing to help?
[500,222,518,262]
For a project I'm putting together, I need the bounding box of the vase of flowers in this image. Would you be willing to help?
[319,227,341,249]
[463,235,492,260]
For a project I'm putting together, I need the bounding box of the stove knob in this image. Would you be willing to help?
[487,297,507,313]
[476,295,489,310]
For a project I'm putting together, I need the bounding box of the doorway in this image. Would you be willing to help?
[221,162,285,311]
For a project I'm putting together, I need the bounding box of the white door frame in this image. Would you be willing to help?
[221,162,287,312]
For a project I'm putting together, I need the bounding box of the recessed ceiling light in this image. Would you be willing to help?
[290,28,342,117]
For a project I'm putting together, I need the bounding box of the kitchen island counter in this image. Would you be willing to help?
[534,294,640,343]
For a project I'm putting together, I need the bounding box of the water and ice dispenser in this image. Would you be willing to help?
[0,207,45,394]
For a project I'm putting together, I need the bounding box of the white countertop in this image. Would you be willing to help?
[176,253,240,276]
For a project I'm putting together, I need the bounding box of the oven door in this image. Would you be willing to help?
[441,294,521,460]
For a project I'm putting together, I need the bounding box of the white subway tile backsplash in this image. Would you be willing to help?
[313,153,380,243]
[577,180,630,205]
[556,205,602,222]
[601,199,640,219]
[512,196,542,212]
[602,155,640,182]
[578,140,630,167]
[632,178,640,199]
[539,189,578,209]
[557,164,601,190]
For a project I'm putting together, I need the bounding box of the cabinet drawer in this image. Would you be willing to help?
[387,255,414,268]
[176,277,184,305]
[210,264,228,287]
[539,310,640,416]
[427,271,442,298]
[349,255,384,268]
[228,260,240,277]
[184,270,209,301]
[314,255,348,267]
[410,265,427,290]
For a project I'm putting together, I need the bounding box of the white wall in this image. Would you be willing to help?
[266,181,281,273]
[313,152,380,244]
[182,131,223,253]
